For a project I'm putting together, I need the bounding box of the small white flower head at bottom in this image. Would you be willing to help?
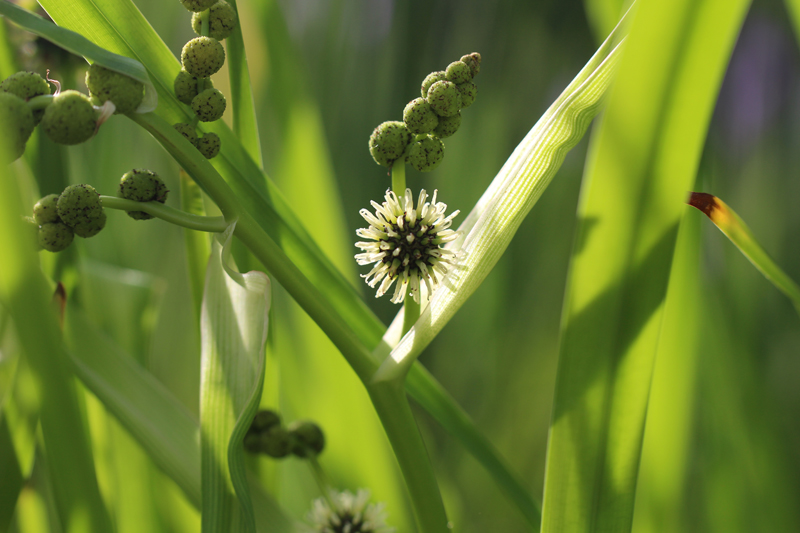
[355,188,459,304]
[306,489,395,533]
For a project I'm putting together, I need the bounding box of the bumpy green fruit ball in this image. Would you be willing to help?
[85,64,144,115]
[118,169,168,221]
[57,184,104,229]
[288,420,325,458]
[460,53,481,77]
[174,70,213,105]
[174,123,198,146]
[191,88,226,122]
[403,97,438,134]
[38,221,74,252]
[456,81,477,109]
[260,427,293,459]
[181,37,225,79]
[426,80,461,117]
[41,90,96,146]
[251,410,282,432]
[1,71,51,124]
[192,1,238,41]
[407,135,445,172]
[432,112,461,139]
[0,92,35,164]
[33,194,61,225]
[72,210,107,238]
[197,132,221,159]
[445,61,472,84]
[421,71,446,99]
[180,0,216,12]
[368,121,412,168]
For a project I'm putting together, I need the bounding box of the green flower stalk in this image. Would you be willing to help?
[355,189,459,304]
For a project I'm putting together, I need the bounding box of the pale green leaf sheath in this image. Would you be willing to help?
[374,33,625,382]
[201,223,271,533]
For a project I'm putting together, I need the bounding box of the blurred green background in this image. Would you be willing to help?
[2,0,800,531]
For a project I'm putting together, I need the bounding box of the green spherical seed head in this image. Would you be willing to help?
[180,0,216,12]
[57,184,104,229]
[368,120,412,167]
[191,88,226,122]
[119,169,169,221]
[251,409,282,433]
[260,427,292,459]
[174,69,213,106]
[181,37,226,79]
[38,221,74,252]
[85,63,144,115]
[0,92,35,164]
[33,194,61,225]
[41,90,96,146]
[173,123,199,146]
[197,132,221,159]
[191,1,238,41]
[288,420,325,458]
[426,80,461,117]
[403,97,438,134]
[1,71,51,125]
[72,209,107,238]
[445,61,472,84]
[460,53,481,77]
[407,135,445,172]
[456,80,477,109]
[421,70,446,98]
[432,112,461,139]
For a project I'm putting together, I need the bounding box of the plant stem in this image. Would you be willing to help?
[99,195,227,232]
[390,160,421,333]
[27,94,53,110]
[391,158,406,194]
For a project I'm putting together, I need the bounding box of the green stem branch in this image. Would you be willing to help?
[99,195,227,233]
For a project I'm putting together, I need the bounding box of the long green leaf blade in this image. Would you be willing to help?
[0,158,113,532]
[540,0,750,531]
[201,225,270,533]
[688,192,800,315]
[0,0,156,111]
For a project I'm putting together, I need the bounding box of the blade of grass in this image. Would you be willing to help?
[540,0,750,531]
[688,192,800,316]
[222,0,263,167]
[0,0,156,111]
[64,305,202,508]
[200,225,270,533]
[0,157,113,531]
[632,207,702,532]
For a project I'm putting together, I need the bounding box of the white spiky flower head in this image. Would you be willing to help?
[355,188,459,304]
[306,489,395,533]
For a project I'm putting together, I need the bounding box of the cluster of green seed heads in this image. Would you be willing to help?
[29,184,106,252]
[172,0,238,160]
[244,409,326,460]
[369,52,481,172]
[30,170,169,252]
[1,66,146,163]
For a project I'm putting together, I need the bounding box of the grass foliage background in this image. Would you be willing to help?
[1,0,800,531]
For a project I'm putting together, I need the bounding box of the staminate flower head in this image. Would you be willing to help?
[306,489,395,533]
[355,189,459,304]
